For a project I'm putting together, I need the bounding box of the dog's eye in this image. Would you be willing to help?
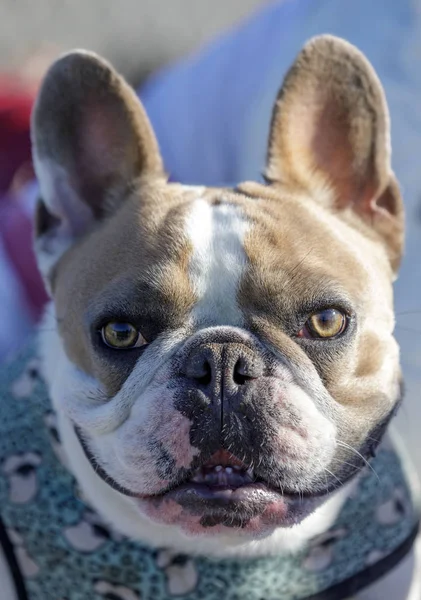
[101,322,147,349]
[300,309,347,339]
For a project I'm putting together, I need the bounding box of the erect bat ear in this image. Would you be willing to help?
[266,35,404,272]
[31,50,164,284]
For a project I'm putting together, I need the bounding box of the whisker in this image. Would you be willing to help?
[286,248,314,282]
[323,467,342,489]
[329,457,361,471]
[336,440,380,482]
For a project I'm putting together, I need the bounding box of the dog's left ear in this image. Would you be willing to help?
[31,50,164,288]
[266,35,404,272]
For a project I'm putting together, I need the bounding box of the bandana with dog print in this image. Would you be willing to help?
[0,343,419,600]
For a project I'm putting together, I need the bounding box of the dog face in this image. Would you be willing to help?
[31,37,404,542]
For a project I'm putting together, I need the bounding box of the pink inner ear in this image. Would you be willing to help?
[80,99,132,180]
[70,97,138,217]
[374,185,400,217]
[310,98,376,212]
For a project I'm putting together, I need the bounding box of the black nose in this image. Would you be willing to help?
[183,342,264,394]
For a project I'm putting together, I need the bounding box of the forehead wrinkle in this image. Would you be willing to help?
[239,193,374,304]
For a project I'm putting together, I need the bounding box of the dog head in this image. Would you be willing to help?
[31,36,404,546]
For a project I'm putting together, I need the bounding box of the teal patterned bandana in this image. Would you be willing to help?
[0,343,419,600]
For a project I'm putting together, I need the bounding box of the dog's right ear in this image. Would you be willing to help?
[31,50,164,290]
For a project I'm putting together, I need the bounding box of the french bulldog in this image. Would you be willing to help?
[0,35,419,599]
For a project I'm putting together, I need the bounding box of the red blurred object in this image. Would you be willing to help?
[0,75,35,194]
[0,74,48,320]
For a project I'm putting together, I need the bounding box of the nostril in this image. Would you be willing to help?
[233,358,256,386]
[184,349,215,386]
[233,371,248,385]
[196,360,212,386]
[185,357,212,386]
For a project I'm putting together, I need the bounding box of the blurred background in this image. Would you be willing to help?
[0,0,264,84]
[1,0,421,463]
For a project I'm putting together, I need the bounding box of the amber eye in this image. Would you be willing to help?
[101,322,146,349]
[302,309,347,339]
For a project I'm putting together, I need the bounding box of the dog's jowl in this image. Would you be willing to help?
[0,36,419,600]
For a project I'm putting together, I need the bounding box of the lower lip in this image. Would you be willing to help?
[164,481,283,506]
[136,481,322,533]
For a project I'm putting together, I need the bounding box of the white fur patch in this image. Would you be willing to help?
[186,199,249,326]
[33,158,94,282]
[34,234,72,293]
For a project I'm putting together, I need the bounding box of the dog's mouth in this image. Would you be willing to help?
[154,449,329,500]
[139,450,332,532]
[75,427,332,531]
[161,450,261,506]
[183,449,255,493]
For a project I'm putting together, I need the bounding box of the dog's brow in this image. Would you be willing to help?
[85,282,144,326]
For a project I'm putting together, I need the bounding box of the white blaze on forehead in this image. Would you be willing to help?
[186,198,249,326]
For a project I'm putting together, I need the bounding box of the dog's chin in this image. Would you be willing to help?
[132,452,330,537]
